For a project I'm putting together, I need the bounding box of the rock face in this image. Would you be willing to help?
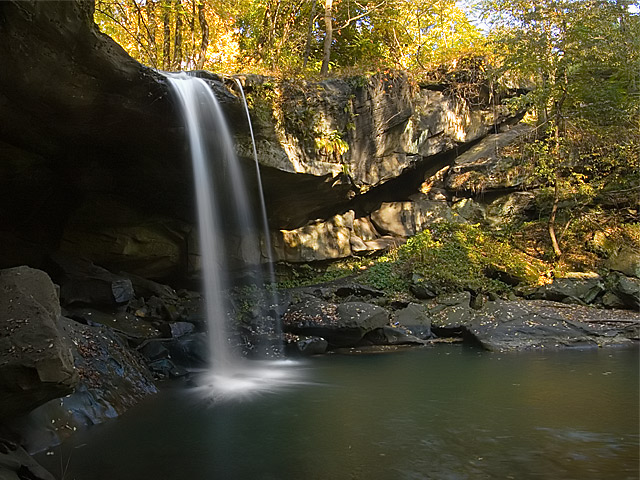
[0,0,529,273]
[242,72,516,190]
[0,267,77,420]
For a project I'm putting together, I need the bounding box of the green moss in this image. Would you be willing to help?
[360,223,548,295]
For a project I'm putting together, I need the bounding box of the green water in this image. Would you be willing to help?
[39,345,639,480]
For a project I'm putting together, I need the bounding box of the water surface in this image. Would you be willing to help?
[39,345,639,480]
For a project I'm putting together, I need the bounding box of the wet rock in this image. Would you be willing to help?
[0,438,55,480]
[394,303,433,340]
[159,321,196,338]
[0,266,77,420]
[362,326,425,345]
[138,340,170,362]
[286,336,329,356]
[163,333,209,368]
[6,317,157,453]
[147,358,188,378]
[283,299,389,347]
[468,299,638,352]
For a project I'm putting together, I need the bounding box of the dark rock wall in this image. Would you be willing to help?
[0,0,188,272]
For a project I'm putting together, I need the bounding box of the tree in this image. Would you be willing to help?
[482,0,640,257]
[94,0,486,75]
[320,0,333,74]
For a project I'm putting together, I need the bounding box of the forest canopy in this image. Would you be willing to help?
[94,0,486,74]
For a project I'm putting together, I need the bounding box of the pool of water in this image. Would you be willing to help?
[38,345,639,480]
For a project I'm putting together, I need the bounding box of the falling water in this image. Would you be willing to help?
[166,73,298,400]
[234,78,282,353]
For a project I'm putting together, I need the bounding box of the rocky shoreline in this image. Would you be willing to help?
[1,258,638,478]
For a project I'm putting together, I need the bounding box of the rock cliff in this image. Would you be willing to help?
[0,0,524,275]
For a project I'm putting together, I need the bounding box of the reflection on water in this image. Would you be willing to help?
[37,345,639,480]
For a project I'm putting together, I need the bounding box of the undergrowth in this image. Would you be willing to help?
[359,223,549,295]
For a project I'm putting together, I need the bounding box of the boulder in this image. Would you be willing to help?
[469,299,638,352]
[159,322,196,339]
[529,276,605,305]
[6,317,157,453]
[0,267,77,420]
[283,299,389,347]
[409,274,437,300]
[428,292,476,337]
[120,272,179,302]
[453,192,535,229]
[370,198,460,237]
[394,303,433,339]
[273,212,354,262]
[286,336,329,356]
[353,217,380,241]
[606,272,640,309]
[47,254,134,307]
[162,333,209,368]
[65,307,160,340]
[607,247,640,278]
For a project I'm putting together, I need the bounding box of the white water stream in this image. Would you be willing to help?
[166,73,296,400]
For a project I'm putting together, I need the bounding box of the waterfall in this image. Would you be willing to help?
[233,78,282,355]
[166,73,298,400]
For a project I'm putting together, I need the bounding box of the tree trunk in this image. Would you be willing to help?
[303,0,317,68]
[189,0,195,68]
[548,177,562,257]
[145,0,157,63]
[548,99,565,258]
[173,0,183,70]
[196,2,209,69]
[320,0,333,75]
[162,0,171,70]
